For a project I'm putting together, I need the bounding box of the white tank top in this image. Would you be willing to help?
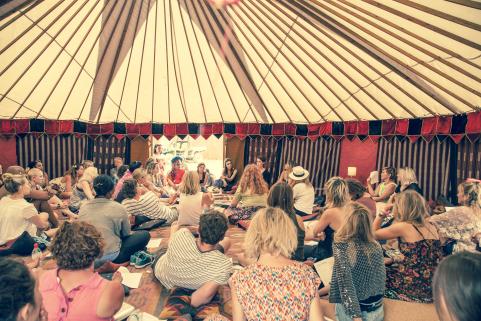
[177,192,204,226]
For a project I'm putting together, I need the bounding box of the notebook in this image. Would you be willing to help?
[369,171,379,184]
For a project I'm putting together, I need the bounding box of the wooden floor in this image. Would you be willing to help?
[34,223,438,321]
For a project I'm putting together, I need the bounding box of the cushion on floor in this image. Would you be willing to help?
[158,287,221,321]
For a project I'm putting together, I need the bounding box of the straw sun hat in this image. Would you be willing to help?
[288,166,309,181]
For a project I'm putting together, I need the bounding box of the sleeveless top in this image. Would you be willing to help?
[40,269,112,321]
[385,224,442,303]
[378,182,397,202]
[69,184,88,211]
[177,192,204,225]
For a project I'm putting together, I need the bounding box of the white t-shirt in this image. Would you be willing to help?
[177,192,204,226]
[0,196,38,245]
[154,228,232,290]
[292,183,315,214]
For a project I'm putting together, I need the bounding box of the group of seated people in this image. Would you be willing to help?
[1,154,480,321]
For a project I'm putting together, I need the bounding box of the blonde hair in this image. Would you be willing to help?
[459,182,481,216]
[239,164,268,195]
[325,176,350,208]
[179,171,200,195]
[82,166,98,183]
[244,207,297,259]
[132,168,147,181]
[27,168,43,180]
[335,202,375,243]
[393,190,429,225]
[398,167,418,190]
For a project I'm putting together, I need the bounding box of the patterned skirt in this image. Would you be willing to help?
[225,206,264,225]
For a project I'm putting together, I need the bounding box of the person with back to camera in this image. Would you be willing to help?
[0,258,48,321]
[78,175,151,268]
[288,166,315,217]
[39,221,124,321]
[153,210,232,307]
[330,202,386,321]
[230,207,324,321]
[432,251,481,321]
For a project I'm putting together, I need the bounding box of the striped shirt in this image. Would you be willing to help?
[121,191,178,223]
[154,229,232,290]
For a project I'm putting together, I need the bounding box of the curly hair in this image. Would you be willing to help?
[121,179,137,199]
[199,210,228,245]
[50,221,104,270]
[0,258,36,321]
[238,164,268,195]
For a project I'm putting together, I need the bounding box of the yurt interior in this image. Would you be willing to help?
[1,1,480,321]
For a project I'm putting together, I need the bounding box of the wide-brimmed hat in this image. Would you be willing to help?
[289,166,309,181]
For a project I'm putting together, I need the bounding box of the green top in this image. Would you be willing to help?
[234,188,267,208]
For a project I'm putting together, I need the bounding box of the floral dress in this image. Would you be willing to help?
[430,206,481,253]
[231,263,320,320]
[385,226,443,303]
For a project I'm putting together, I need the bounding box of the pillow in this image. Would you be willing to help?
[159,287,221,320]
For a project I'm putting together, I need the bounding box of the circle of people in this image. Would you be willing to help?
[0,146,480,321]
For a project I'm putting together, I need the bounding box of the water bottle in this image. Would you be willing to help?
[31,243,42,261]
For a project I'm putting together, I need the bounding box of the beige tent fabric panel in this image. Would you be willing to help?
[350,0,481,57]
[409,0,481,25]
[1,0,480,124]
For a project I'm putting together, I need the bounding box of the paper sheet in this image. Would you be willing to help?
[369,171,379,184]
[147,238,162,248]
[117,267,143,289]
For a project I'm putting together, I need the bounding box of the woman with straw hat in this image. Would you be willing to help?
[289,166,315,217]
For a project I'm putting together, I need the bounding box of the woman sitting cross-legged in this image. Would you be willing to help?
[120,179,178,225]
[230,207,324,321]
[175,171,214,226]
[0,173,50,257]
[374,190,443,303]
[214,158,238,192]
[39,221,124,321]
[78,175,151,268]
[197,162,213,191]
[225,164,268,224]
[330,202,386,321]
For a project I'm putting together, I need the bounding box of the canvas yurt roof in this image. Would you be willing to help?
[0,0,480,124]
